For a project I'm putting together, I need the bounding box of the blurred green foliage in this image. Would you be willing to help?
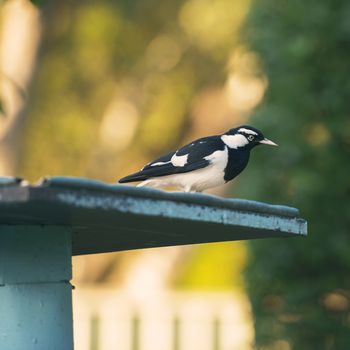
[239,0,350,348]
[30,0,44,6]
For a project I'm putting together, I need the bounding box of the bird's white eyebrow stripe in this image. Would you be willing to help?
[238,128,258,135]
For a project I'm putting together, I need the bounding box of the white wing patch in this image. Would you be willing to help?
[221,134,249,149]
[150,152,188,168]
[238,128,258,135]
[150,161,170,167]
[171,153,188,167]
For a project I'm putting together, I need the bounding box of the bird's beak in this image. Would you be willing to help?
[259,138,278,146]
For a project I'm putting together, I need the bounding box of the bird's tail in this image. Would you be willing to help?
[118,172,148,183]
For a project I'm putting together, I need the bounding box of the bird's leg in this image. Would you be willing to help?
[184,185,192,193]
[183,185,203,193]
[137,180,151,187]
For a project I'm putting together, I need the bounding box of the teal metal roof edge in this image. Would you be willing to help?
[0,176,307,254]
[0,176,24,186]
[38,176,300,218]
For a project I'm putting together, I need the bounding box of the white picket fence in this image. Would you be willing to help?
[73,288,253,350]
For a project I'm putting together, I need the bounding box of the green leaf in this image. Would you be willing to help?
[0,99,5,116]
[30,0,45,6]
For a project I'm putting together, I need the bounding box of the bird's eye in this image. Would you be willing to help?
[248,135,254,141]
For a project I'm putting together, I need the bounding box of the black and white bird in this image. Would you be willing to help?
[119,125,277,192]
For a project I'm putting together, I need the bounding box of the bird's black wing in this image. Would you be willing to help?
[119,136,225,183]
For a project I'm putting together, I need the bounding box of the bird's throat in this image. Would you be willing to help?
[224,148,250,182]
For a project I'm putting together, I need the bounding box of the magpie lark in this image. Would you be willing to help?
[119,125,277,192]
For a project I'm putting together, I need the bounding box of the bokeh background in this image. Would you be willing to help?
[1,0,349,349]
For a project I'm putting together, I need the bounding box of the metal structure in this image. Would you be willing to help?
[0,176,307,350]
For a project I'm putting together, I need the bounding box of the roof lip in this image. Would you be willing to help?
[0,176,303,219]
[0,176,25,187]
[0,176,307,254]
[36,176,301,218]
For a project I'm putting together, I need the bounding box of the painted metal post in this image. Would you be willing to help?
[0,226,73,350]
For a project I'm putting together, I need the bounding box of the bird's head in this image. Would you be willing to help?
[222,125,278,150]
